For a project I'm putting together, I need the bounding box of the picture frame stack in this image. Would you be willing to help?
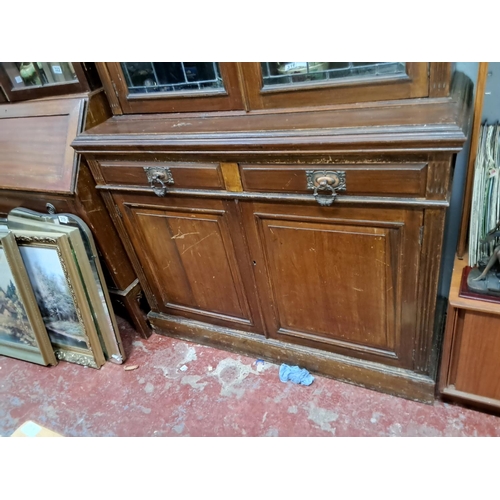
[0,208,125,368]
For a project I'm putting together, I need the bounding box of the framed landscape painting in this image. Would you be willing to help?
[14,229,105,368]
[0,232,56,366]
[8,208,125,363]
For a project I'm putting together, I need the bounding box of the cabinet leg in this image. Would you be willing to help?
[109,280,152,339]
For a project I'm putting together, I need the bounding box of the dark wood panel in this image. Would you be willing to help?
[414,208,446,376]
[425,155,453,200]
[74,160,136,288]
[261,220,397,353]
[99,161,224,189]
[99,189,159,313]
[95,62,124,116]
[241,163,427,197]
[85,90,112,131]
[242,202,422,368]
[0,191,74,218]
[452,310,500,400]
[0,98,84,193]
[429,63,453,98]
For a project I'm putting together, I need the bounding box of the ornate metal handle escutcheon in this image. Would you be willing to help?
[144,166,174,197]
[306,170,346,206]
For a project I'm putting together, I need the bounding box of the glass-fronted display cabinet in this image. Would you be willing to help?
[0,62,101,102]
[97,62,434,115]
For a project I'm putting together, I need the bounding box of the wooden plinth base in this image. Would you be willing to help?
[148,311,436,404]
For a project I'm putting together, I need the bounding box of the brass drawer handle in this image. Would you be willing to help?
[306,170,346,206]
[144,166,174,197]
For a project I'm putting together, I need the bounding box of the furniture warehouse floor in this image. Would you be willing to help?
[1,317,499,437]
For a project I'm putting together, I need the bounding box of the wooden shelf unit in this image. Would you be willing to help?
[439,63,500,413]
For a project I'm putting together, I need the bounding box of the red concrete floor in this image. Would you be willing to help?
[1,316,500,437]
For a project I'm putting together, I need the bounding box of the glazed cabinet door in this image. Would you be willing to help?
[98,63,244,114]
[241,202,423,368]
[240,62,430,110]
[114,193,263,333]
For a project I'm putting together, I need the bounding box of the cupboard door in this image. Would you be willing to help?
[99,63,244,114]
[240,62,429,110]
[115,194,263,332]
[242,202,423,368]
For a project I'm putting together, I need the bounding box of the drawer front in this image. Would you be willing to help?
[240,163,428,197]
[99,161,225,190]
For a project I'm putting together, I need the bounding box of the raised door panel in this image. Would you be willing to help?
[116,194,262,332]
[242,202,422,368]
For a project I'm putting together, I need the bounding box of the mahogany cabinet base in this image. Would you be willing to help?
[148,311,436,404]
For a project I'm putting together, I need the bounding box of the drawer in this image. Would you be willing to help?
[98,161,225,190]
[240,163,428,198]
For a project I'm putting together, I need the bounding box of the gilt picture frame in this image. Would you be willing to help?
[13,229,105,368]
[0,232,57,366]
[8,208,125,363]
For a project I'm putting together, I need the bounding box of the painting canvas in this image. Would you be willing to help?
[0,232,56,366]
[0,248,38,347]
[19,246,88,350]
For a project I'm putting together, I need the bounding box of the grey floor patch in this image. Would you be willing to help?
[307,404,339,435]
[264,428,279,437]
[181,375,207,391]
[210,358,257,399]
[132,340,148,353]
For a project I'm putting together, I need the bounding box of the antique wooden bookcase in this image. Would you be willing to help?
[73,62,471,402]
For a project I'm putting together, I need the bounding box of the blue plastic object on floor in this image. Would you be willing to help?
[279,364,314,386]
